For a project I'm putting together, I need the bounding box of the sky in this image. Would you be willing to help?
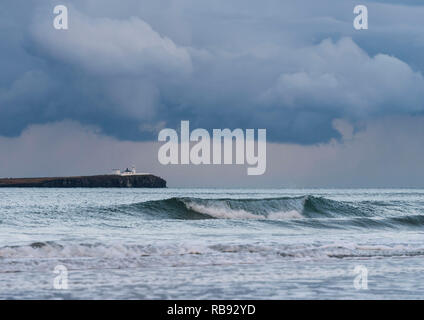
[1,0,424,187]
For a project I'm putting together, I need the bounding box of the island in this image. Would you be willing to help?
[0,173,166,188]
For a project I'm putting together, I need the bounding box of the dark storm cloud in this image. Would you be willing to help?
[1,0,424,143]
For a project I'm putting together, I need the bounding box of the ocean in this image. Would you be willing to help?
[1,188,423,299]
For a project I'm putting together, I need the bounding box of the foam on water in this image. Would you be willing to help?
[183,201,303,220]
[1,188,424,299]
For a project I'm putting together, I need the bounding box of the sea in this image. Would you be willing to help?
[0,188,423,299]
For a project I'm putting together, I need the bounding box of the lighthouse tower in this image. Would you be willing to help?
[111,166,149,176]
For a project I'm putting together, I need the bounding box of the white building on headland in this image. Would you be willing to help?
[111,166,149,176]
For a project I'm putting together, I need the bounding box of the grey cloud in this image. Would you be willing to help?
[262,38,424,118]
[31,8,192,76]
[1,0,424,144]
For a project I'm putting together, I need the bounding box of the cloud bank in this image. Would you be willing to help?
[1,0,424,144]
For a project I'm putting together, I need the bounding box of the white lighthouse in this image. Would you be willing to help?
[111,166,149,176]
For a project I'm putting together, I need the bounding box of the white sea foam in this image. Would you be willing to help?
[0,242,211,261]
[2,241,424,279]
[183,201,303,220]
[184,202,264,219]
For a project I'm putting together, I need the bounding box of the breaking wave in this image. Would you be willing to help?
[109,195,424,229]
[2,241,424,272]
[119,196,310,220]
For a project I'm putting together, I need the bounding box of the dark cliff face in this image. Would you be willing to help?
[0,175,167,188]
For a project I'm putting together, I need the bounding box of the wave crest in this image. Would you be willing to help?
[129,195,367,220]
[183,198,303,220]
[102,195,424,229]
